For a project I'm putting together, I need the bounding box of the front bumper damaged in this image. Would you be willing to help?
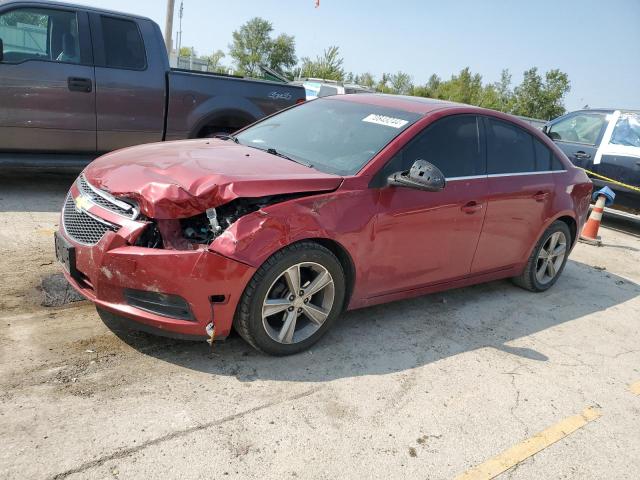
[57,182,256,340]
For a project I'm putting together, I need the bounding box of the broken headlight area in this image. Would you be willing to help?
[135,194,303,250]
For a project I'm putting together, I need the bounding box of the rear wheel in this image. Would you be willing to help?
[512,221,571,292]
[234,242,346,355]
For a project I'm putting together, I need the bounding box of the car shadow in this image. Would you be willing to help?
[104,258,640,382]
[0,170,79,213]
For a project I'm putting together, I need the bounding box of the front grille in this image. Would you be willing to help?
[62,194,119,245]
[77,175,137,219]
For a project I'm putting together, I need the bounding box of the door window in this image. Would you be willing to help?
[533,137,565,171]
[547,112,607,145]
[399,115,484,178]
[0,8,80,64]
[486,118,536,174]
[100,16,146,70]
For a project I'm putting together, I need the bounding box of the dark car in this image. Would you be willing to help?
[544,109,640,210]
[55,95,592,355]
[0,0,305,168]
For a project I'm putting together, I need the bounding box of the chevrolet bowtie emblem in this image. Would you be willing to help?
[74,195,91,212]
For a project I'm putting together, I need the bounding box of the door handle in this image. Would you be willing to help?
[533,191,550,202]
[461,201,483,214]
[574,151,591,160]
[68,77,92,93]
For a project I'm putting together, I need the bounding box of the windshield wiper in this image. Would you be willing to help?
[265,148,313,168]
[213,134,239,144]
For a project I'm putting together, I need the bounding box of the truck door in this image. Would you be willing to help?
[0,6,95,153]
[546,111,609,170]
[89,14,166,152]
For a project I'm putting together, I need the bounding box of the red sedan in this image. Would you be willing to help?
[55,95,592,355]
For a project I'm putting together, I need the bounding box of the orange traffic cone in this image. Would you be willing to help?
[579,186,616,246]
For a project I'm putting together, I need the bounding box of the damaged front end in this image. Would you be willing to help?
[135,193,306,251]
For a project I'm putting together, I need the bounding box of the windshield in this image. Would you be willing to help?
[235,98,421,175]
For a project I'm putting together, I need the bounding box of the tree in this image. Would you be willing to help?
[511,67,570,119]
[204,49,227,73]
[179,46,195,57]
[299,46,344,80]
[354,72,375,88]
[389,71,413,95]
[229,17,297,77]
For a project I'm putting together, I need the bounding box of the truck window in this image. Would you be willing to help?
[100,16,146,70]
[610,113,640,148]
[0,8,80,64]
[547,113,607,145]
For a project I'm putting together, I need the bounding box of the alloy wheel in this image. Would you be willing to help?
[535,231,567,285]
[261,262,335,344]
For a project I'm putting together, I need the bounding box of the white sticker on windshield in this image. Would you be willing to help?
[362,114,409,129]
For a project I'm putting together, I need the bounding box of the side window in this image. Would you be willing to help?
[0,8,80,64]
[548,113,607,145]
[533,138,565,171]
[610,113,640,147]
[401,115,484,178]
[486,118,536,174]
[100,16,146,70]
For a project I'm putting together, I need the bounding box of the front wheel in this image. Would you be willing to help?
[234,242,346,355]
[512,221,571,292]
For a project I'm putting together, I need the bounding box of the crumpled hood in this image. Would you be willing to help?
[84,139,343,219]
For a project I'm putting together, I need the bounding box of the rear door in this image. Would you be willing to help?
[471,117,559,273]
[367,115,489,296]
[546,111,609,170]
[0,5,95,152]
[89,13,166,152]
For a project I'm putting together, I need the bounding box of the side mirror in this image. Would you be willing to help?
[541,125,548,134]
[388,159,445,192]
[0,38,4,63]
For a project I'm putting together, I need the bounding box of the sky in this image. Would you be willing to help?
[74,0,640,112]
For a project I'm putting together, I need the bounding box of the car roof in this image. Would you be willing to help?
[327,93,463,115]
[0,0,154,22]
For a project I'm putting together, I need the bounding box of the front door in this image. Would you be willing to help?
[367,115,488,297]
[547,110,609,171]
[0,6,95,153]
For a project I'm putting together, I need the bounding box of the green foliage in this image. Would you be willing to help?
[403,67,569,119]
[0,10,47,27]
[179,46,195,57]
[203,49,227,74]
[300,46,345,81]
[229,17,297,77]
[510,68,570,120]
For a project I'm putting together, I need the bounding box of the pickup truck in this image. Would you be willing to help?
[0,0,305,167]
[544,109,640,210]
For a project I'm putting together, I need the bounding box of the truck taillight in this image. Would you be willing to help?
[296,98,306,105]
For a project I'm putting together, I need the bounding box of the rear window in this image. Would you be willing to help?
[235,98,421,175]
[610,113,640,147]
[100,16,145,70]
[487,118,536,174]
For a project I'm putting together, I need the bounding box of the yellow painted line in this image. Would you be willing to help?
[37,228,57,236]
[630,381,640,395]
[455,407,602,480]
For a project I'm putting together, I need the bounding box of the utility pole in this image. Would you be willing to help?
[176,1,184,55]
[164,0,175,55]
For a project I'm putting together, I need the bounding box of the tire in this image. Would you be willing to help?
[512,221,571,292]
[234,242,346,356]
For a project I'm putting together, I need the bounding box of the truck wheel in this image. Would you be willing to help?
[512,221,571,292]
[234,242,345,356]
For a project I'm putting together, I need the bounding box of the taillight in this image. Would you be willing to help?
[296,98,306,105]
